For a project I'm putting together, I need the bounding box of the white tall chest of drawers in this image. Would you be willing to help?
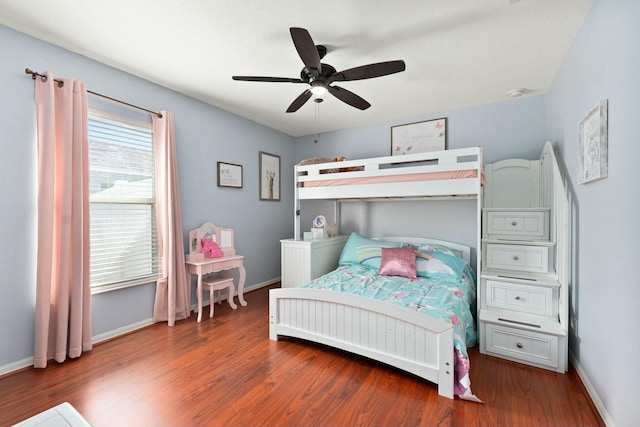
[479,143,570,373]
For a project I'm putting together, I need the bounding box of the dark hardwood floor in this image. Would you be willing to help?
[0,284,604,427]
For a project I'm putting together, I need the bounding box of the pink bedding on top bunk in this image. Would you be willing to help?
[301,169,485,187]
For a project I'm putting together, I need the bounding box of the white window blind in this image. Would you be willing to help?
[88,111,158,292]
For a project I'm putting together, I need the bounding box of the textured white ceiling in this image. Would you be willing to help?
[1,0,593,137]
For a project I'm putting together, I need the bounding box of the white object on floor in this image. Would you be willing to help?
[12,402,91,427]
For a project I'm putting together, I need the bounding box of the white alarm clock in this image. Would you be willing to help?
[313,215,326,229]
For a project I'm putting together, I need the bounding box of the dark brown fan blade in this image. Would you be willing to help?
[290,27,321,74]
[286,89,313,113]
[327,86,371,110]
[327,60,406,83]
[232,76,305,83]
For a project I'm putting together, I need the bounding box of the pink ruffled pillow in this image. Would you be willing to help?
[201,239,224,258]
[379,246,418,279]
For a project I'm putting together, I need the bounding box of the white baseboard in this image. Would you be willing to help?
[0,357,33,377]
[242,277,280,293]
[1,279,280,378]
[91,318,155,345]
[0,319,155,377]
[569,350,615,427]
[194,277,280,308]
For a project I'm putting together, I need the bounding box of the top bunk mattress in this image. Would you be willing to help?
[302,169,482,187]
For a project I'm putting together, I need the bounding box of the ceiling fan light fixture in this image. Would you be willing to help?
[310,82,328,96]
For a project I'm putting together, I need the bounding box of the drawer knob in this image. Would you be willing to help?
[515,296,521,301]
[516,343,523,349]
[511,221,518,226]
[513,255,519,261]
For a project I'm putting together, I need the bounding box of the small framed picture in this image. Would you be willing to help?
[217,162,243,188]
[578,100,608,184]
[259,151,280,201]
[391,118,447,156]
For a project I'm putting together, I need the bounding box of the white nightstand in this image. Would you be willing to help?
[280,235,348,288]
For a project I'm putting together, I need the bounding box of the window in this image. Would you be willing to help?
[88,110,158,293]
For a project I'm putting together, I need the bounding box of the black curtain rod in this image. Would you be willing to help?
[25,68,163,118]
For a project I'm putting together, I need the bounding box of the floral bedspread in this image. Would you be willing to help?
[299,264,479,399]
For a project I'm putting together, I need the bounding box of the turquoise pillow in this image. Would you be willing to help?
[415,244,469,281]
[339,233,401,269]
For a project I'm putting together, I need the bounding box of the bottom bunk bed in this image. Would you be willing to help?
[269,233,481,401]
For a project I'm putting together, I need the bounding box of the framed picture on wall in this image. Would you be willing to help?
[217,161,243,188]
[259,151,280,201]
[578,100,608,184]
[391,117,447,156]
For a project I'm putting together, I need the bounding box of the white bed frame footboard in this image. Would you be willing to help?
[269,287,455,398]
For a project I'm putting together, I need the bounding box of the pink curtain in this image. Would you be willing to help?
[152,111,190,326]
[34,71,92,368]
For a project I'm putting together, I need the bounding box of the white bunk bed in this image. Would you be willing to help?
[292,146,483,238]
[269,147,483,400]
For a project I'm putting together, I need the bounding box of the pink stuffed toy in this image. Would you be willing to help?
[200,238,223,258]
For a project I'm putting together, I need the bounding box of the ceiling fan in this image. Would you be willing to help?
[232,27,406,113]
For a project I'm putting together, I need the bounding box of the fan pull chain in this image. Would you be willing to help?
[314,98,323,143]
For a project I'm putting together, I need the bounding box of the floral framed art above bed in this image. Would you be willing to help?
[391,117,447,156]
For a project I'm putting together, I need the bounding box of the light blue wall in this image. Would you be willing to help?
[293,95,549,271]
[546,1,640,426]
[0,24,295,368]
[295,94,548,164]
